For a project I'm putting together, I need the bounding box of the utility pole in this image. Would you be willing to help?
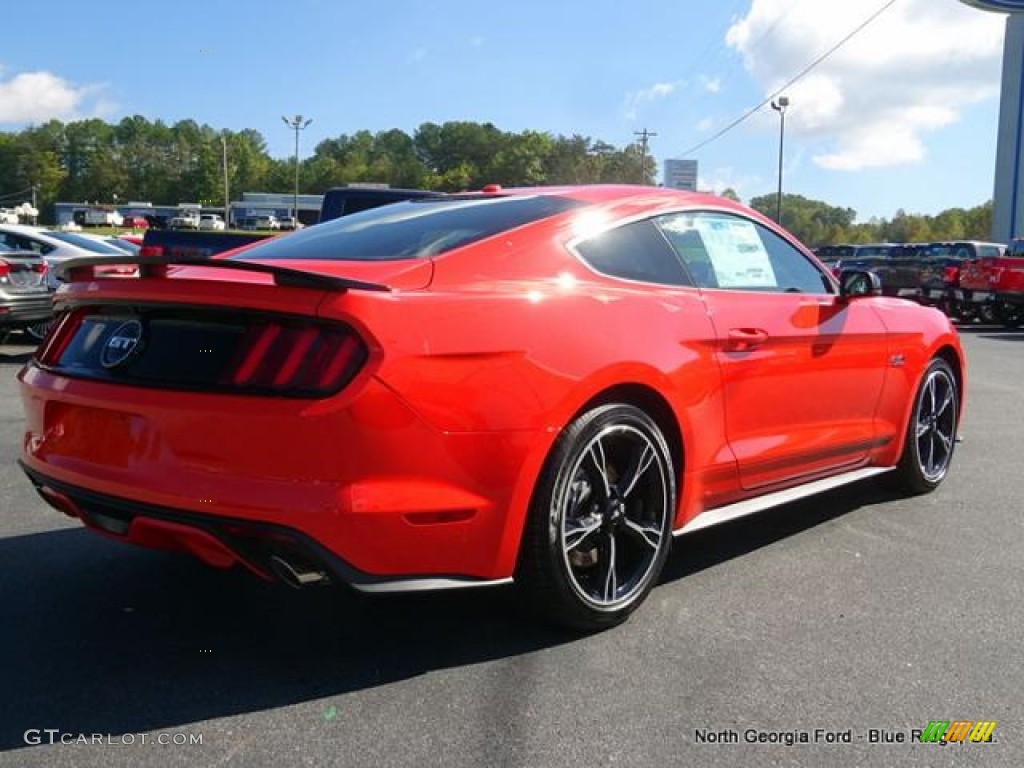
[634,128,658,184]
[282,115,313,224]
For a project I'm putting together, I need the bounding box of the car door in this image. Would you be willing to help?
[656,211,890,490]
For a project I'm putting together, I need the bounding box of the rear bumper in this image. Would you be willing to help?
[21,463,511,592]
[18,364,539,585]
[0,293,52,327]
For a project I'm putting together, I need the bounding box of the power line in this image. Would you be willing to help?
[679,0,899,158]
[0,187,35,203]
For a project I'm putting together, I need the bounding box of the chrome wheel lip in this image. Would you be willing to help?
[914,368,957,483]
[556,423,669,611]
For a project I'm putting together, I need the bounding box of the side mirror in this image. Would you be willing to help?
[838,269,881,298]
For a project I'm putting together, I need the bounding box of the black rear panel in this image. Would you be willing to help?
[39,306,367,398]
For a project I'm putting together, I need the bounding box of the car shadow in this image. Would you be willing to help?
[0,479,900,751]
[663,478,899,583]
[954,324,1023,340]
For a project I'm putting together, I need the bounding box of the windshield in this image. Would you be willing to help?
[234,195,582,262]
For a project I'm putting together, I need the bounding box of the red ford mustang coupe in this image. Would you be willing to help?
[18,186,964,630]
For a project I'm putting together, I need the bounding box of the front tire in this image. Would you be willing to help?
[890,358,959,495]
[517,404,676,631]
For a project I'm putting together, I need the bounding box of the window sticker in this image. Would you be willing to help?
[695,216,777,288]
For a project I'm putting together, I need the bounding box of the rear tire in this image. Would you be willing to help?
[890,358,959,495]
[517,404,676,632]
[994,301,1022,330]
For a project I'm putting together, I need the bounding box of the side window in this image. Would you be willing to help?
[574,219,692,286]
[1,233,50,254]
[658,211,832,294]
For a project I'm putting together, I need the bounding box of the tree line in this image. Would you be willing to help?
[0,117,995,246]
[0,117,652,218]
[745,192,994,248]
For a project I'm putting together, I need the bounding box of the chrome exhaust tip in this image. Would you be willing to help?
[269,554,328,588]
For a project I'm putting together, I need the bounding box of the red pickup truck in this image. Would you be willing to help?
[958,240,1024,328]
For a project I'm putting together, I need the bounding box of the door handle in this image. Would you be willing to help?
[725,328,769,351]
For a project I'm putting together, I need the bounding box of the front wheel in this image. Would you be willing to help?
[517,404,676,631]
[890,358,959,495]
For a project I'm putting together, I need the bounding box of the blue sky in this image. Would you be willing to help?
[0,0,1008,221]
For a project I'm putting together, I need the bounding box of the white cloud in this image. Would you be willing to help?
[701,76,722,94]
[697,166,765,200]
[0,70,113,123]
[726,0,1004,171]
[410,47,428,63]
[469,36,485,48]
[696,117,715,132]
[623,80,681,120]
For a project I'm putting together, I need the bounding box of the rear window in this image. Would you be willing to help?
[235,195,582,262]
[47,231,129,255]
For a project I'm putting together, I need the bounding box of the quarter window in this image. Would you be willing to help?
[574,219,692,286]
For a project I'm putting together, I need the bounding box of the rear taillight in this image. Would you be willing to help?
[0,259,9,278]
[226,323,367,395]
[36,310,85,366]
[942,266,959,284]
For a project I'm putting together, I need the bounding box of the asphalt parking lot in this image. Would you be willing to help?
[0,325,1020,768]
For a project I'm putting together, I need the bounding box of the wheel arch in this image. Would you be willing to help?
[574,383,685,489]
[934,343,965,417]
[500,379,687,580]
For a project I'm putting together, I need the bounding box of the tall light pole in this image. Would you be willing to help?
[770,96,790,224]
[221,135,230,227]
[282,115,312,224]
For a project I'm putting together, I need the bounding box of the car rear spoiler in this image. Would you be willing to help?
[54,255,391,292]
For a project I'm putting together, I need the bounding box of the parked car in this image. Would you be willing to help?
[108,235,143,253]
[278,216,302,231]
[958,239,1023,327]
[121,215,150,230]
[0,243,52,342]
[0,225,140,286]
[198,214,226,231]
[20,186,965,630]
[833,243,926,299]
[83,209,123,228]
[0,224,94,268]
[249,214,280,231]
[319,186,444,222]
[812,244,854,271]
[169,211,201,230]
